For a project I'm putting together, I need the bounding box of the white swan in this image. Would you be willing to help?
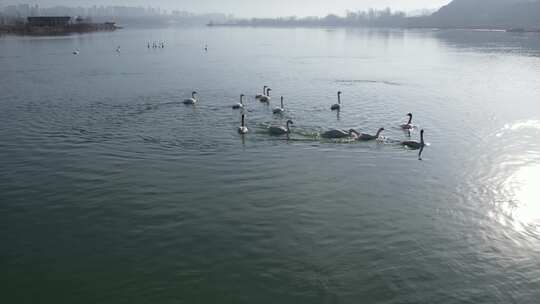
[183,91,198,105]
[401,129,425,149]
[321,129,354,139]
[273,96,285,114]
[351,128,385,141]
[238,114,248,134]
[232,94,245,109]
[401,113,413,129]
[255,86,267,99]
[331,91,342,111]
[268,119,293,135]
[260,88,271,103]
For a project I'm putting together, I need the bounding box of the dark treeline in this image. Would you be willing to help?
[231,8,409,28]
[222,0,540,30]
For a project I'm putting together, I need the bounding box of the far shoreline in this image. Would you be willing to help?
[206,22,540,34]
[3,22,540,37]
[0,22,120,36]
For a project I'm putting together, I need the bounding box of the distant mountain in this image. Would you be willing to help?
[418,0,540,28]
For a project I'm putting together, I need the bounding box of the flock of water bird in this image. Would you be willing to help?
[71,44,426,158]
[147,41,166,49]
[183,86,426,158]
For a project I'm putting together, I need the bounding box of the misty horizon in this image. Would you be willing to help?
[0,0,451,17]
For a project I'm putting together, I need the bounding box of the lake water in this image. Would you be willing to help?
[1,26,540,303]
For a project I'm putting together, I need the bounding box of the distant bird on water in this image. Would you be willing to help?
[238,113,248,134]
[255,86,267,99]
[401,113,414,130]
[331,91,342,111]
[72,49,80,55]
[401,129,425,149]
[259,88,271,103]
[232,94,245,109]
[321,129,354,139]
[273,96,285,114]
[183,91,198,105]
[351,128,385,141]
[268,120,294,135]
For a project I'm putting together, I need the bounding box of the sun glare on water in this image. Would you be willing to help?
[503,164,540,230]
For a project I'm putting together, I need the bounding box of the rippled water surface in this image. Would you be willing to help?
[1,27,540,303]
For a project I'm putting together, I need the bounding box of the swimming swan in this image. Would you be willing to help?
[183,91,198,105]
[260,88,271,103]
[401,129,425,149]
[321,129,354,139]
[238,114,248,134]
[351,128,385,141]
[255,86,268,99]
[268,120,293,135]
[401,113,413,129]
[273,96,285,114]
[233,94,245,109]
[331,91,342,111]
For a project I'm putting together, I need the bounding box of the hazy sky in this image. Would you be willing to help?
[1,0,452,17]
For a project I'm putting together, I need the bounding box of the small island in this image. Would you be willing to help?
[0,16,119,35]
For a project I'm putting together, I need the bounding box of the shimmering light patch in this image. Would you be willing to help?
[503,164,540,230]
[497,120,540,137]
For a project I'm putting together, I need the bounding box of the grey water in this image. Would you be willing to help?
[1,27,540,303]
